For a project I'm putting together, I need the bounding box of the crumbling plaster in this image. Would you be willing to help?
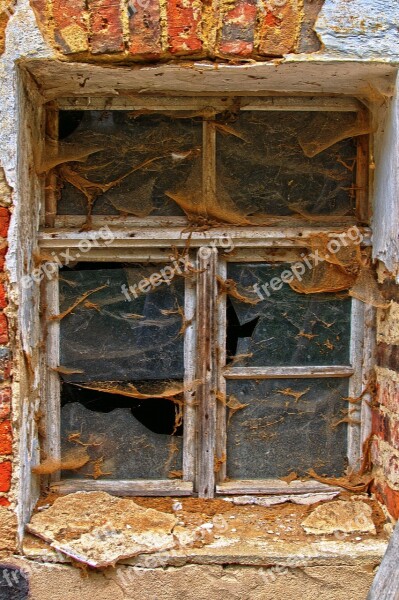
[316,0,399,60]
[5,558,382,600]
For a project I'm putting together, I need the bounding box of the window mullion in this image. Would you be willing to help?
[196,247,218,498]
[202,116,217,214]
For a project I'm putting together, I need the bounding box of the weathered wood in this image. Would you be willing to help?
[39,226,372,251]
[183,271,197,483]
[347,299,365,471]
[54,215,361,229]
[215,259,227,483]
[361,304,376,448]
[356,134,370,223]
[203,118,217,214]
[51,479,193,496]
[56,95,360,113]
[44,103,58,228]
[196,247,218,498]
[367,521,399,600]
[43,268,61,484]
[224,366,354,379]
[216,479,343,496]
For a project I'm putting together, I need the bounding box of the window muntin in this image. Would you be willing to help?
[40,97,370,497]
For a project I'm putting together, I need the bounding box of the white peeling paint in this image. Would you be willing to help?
[0,0,53,188]
[372,74,399,275]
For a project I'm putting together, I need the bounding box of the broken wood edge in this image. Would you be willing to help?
[49,480,194,496]
[216,480,344,496]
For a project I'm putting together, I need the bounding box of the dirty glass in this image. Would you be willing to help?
[216,111,357,218]
[58,263,185,481]
[226,263,351,366]
[59,265,185,382]
[61,400,183,480]
[57,111,202,216]
[226,378,349,479]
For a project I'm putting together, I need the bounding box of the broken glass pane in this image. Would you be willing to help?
[226,378,349,479]
[57,111,202,217]
[61,399,183,480]
[216,111,357,218]
[226,263,351,366]
[59,265,185,382]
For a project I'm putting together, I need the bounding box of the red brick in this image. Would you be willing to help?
[88,0,124,54]
[128,0,162,57]
[30,0,48,29]
[373,408,399,450]
[0,208,9,239]
[0,314,8,345]
[0,461,11,492]
[0,420,11,455]
[377,378,399,414]
[219,0,257,57]
[167,0,202,55]
[52,0,89,54]
[0,388,10,420]
[0,496,10,507]
[257,0,301,56]
[373,480,399,520]
[0,245,7,271]
[0,282,7,310]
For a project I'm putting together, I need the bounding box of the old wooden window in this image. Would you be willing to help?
[39,97,372,498]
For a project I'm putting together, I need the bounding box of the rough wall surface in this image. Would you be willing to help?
[0,0,398,595]
[372,283,399,520]
[2,560,380,600]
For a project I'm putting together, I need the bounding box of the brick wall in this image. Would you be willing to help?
[372,283,399,519]
[0,170,11,510]
[29,0,322,59]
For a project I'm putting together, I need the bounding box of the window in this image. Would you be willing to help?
[39,96,371,498]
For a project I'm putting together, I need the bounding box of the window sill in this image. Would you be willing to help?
[21,496,390,570]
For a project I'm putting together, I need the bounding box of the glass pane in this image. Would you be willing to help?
[59,265,185,382]
[226,263,351,366]
[57,111,202,217]
[61,384,183,480]
[226,378,349,479]
[58,264,185,481]
[216,111,357,218]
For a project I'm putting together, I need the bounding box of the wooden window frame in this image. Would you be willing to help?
[39,96,374,498]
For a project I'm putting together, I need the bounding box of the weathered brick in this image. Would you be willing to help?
[0,208,9,239]
[52,0,89,54]
[88,0,124,54]
[0,283,7,310]
[167,0,202,54]
[378,342,399,372]
[373,408,399,450]
[376,376,399,414]
[373,480,399,520]
[0,314,8,346]
[257,0,302,56]
[296,0,324,53]
[0,349,11,382]
[0,461,11,493]
[0,421,11,455]
[0,388,10,421]
[372,439,399,488]
[0,245,7,271]
[128,0,162,57]
[219,0,257,57]
[0,496,10,507]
